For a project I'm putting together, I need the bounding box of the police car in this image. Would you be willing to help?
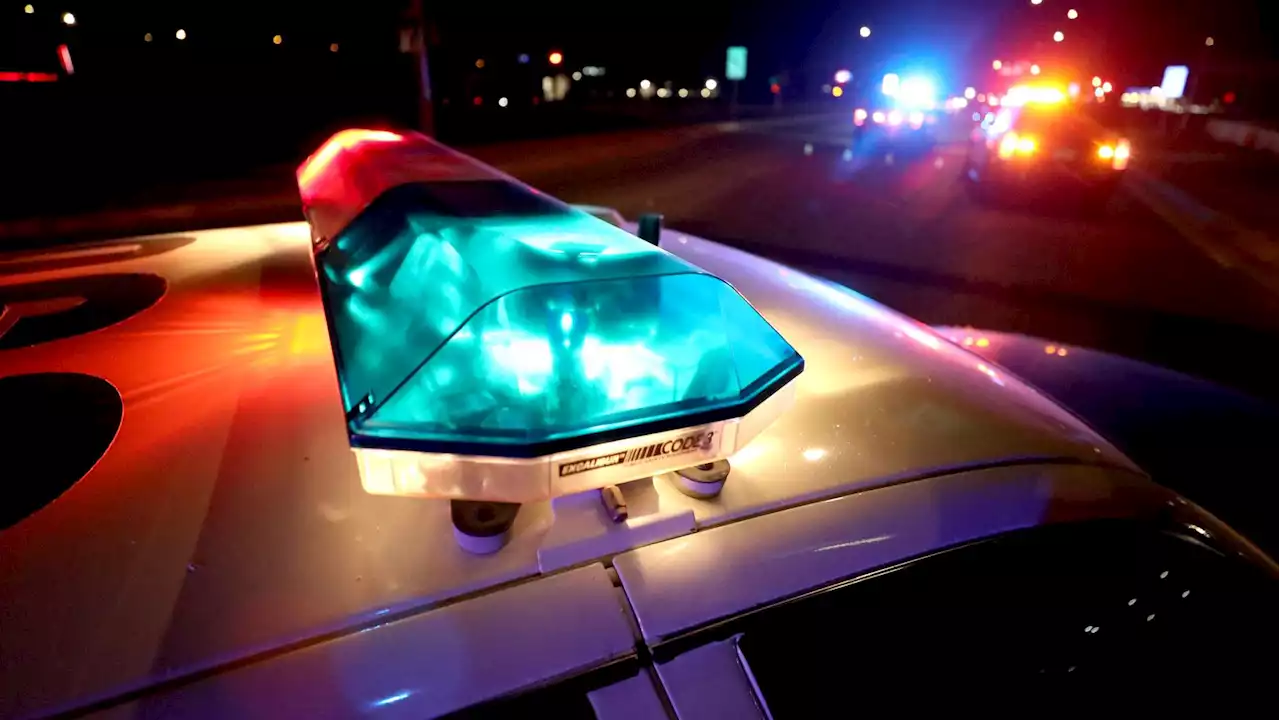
[852,73,939,149]
[965,85,1131,206]
[0,130,1272,719]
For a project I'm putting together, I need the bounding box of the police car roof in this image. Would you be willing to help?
[1,211,1144,717]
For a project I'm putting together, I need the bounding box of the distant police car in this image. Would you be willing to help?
[853,72,939,147]
[965,84,1131,205]
[0,130,1271,720]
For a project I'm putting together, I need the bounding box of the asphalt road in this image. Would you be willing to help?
[485,114,1277,400]
[2,112,1272,398]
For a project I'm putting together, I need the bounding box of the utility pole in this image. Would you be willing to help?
[403,0,435,136]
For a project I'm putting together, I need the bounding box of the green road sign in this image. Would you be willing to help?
[726,46,747,81]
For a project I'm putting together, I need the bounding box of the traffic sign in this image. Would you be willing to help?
[726,47,747,81]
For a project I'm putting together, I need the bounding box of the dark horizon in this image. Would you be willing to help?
[6,1,1275,90]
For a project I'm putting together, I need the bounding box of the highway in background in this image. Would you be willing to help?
[3,112,1274,398]
[481,113,1276,399]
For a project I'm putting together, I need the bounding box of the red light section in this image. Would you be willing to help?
[297,129,404,195]
[295,128,505,243]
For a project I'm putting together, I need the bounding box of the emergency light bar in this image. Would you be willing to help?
[1002,84,1067,107]
[298,130,803,504]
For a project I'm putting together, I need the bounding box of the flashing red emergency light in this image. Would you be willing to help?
[297,129,501,245]
[0,71,58,82]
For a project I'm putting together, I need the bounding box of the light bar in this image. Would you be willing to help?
[298,130,804,502]
[1002,85,1066,107]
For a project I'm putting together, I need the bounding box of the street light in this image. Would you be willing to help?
[1067,9,1078,19]
[1053,30,1064,42]
[61,11,74,25]
[1102,81,1112,92]
[1205,37,1214,47]
[1031,0,1042,5]
[992,59,1003,70]
[834,69,852,85]
[24,4,34,14]
[859,26,871,38]
[176,28,187,40]
[273,34,283,45]
[640,79,651,89]
[548,51,563,66]
[705,78,718,90]
[1030,64,1041,75]
[1092,76,1102,87]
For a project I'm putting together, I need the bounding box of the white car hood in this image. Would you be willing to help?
[0,221,1133,718]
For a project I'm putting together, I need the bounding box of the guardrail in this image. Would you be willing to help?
[1204,119,1279,153]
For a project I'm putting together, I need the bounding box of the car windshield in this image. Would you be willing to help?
[735,522,1276,716]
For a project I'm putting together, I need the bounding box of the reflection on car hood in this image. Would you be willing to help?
[933,327,1275,557]
[0,221,1134,719]
[663,227,1135,481]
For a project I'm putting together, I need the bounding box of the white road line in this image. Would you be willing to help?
[1121,172,1277,291]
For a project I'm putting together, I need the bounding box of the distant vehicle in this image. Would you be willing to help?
[853,73,938,148]
[2,130,1273,720]
[965,88,1130,205]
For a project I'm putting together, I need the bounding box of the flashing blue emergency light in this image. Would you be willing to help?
[879,72,938,110]
[299,130,803,502]
[896,76,937,109]
[881,73,900,96]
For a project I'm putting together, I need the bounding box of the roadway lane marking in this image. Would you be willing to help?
[1126,175,1233,267]
[1121,170,1277,291]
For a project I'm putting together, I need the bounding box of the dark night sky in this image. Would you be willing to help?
[5,0,1274,91]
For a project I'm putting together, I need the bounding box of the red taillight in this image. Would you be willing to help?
[58,44,74,75]
[1112,140,1131,170]
[998,132,1035,159]
[0,71,58,82]
[1096,140,1130,170]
